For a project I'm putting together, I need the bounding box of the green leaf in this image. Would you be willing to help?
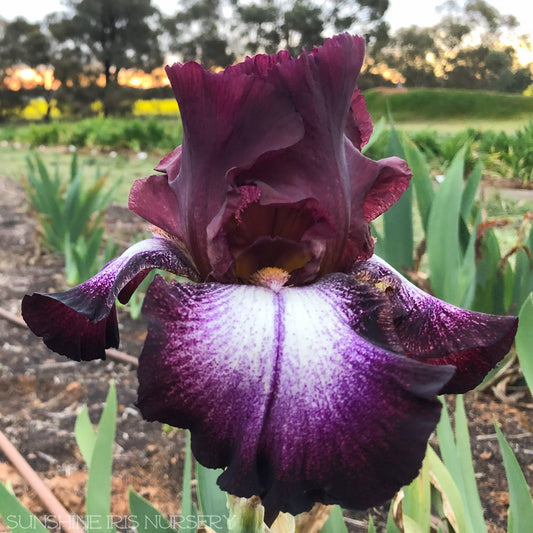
[380,126,414,270]
[453,396,487,533]
[195,462,228,532]
[75,404,97,467]
[367,514,376,533]
[385,501,401,533]
[427,447,469,533]
[179,431,197,533]
[70,150,78,181]
[436,398,462,483]
[426,146,466,305]
[0,482,49,533]
[460,161,483,224]
[86,382,118,533]
[35,155,64,225]
[472,229,505,314]
[457,209,479,309]
[516,294,533,396]
[511,248,531,313]
[403,139,434,232]
[436,397,485,533]
[128,488,177,533]
[402,515,426,533]
[494,422,533,533]
[402,454,430,533]
[64,181,87,244]
[361,117,386,155]
[320,505,348,533]
[227,496,264,533]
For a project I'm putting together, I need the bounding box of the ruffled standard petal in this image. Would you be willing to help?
[163,60,305,277]
[332,145,412,267]
[208,34,374,281]
[345,88,373,150]
[350,256,518,393]
[137,274,454,516]
[22,238,198,361]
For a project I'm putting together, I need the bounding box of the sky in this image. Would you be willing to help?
[1,0,532,38]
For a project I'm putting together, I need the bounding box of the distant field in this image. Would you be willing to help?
[364,88,533,131]
[1,88,533,203]
[393,119,533,135]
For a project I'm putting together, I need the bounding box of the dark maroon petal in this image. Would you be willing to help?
[206,185,333,283]
[22,238,198,361]
[225,49,292,78]
[345,141,413,225]
[163,60,304,277]
[345,88,373,150]
[361,156,413,222]
[350,256,518,393]
[207,34,370,280]
[128,174,184,239]
[336,146,412,265]
[154,145,182,179]
[137,274,453,516]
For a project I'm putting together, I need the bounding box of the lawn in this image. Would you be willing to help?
[396,117,533,135]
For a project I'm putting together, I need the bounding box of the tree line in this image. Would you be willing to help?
[0,0,531,119]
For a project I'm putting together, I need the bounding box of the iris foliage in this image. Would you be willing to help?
[23,152,119,285]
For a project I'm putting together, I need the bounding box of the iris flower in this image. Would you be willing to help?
[22,34,517,518]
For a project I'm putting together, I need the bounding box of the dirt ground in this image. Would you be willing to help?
[0,174,532,533]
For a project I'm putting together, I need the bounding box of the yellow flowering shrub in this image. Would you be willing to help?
[21,98,61,120]
[132,98,180,116]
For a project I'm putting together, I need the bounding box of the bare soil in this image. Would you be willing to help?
[0,175,532,533]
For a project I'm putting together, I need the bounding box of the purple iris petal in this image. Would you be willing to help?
[350,256,518,393]
[137,274,455,515]
[22,238,198,360]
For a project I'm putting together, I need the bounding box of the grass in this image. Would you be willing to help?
[0,146,160,204]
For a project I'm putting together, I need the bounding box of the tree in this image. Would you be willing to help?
[383,25,440,87]
[383,0,531,92]
[164,0,235,68]
[0,17,51,120]
[0,17,50,68]
[49,0,163,114]
[165,0,391,67]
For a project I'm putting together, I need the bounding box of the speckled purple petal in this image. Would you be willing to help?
[350,256,518,393]
[22,238,198,361]
[137,274,454,516]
